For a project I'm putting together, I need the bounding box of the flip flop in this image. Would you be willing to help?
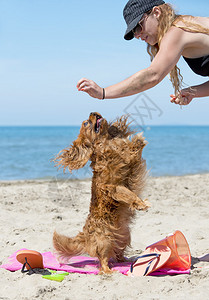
[127,245,171,277]
[42,270,69,282]
[16,250,44,273]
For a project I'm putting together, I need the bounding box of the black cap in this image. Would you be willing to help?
[123,0,165,40]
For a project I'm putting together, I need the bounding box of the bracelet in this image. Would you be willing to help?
[102,88,105,100]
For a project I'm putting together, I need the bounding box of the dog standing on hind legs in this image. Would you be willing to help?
[53,112,150,273]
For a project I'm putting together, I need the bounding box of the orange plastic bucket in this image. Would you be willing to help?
[146,230,191,271]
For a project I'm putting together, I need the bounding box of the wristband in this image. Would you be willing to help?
[102,88,105,100]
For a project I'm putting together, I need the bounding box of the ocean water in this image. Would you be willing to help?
[0,125,209,180]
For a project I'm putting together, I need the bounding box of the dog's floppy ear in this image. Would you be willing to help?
[54,139,93,172]
[108,125,122,138]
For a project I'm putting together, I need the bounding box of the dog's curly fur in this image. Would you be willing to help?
[53,112,149,273]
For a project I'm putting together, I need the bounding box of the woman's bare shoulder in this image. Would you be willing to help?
[167,16,209,57]
[160,25,185,47]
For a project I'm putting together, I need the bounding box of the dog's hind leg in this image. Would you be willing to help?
[94,238,114,274]
[99,256,113,274]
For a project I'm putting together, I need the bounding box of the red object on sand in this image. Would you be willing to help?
[16,250,44,270]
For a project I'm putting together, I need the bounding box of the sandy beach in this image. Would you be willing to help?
[1,173,209,300]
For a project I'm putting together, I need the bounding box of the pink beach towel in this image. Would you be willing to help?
[0,249,190,276]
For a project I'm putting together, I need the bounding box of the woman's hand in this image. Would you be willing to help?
[77,78,103,99]
[170,87,196,105]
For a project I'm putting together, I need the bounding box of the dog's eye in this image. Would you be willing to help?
[84,121,88,127]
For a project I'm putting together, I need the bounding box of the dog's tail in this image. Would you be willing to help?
[53,231,86,259]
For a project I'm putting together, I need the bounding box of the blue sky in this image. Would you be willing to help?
[0,0,209,126]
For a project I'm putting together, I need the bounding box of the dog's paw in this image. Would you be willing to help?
[130,198,150,211]
[99,267,114,275]
[144,198,151,209]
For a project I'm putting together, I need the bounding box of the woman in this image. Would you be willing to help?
[77,0,209,106]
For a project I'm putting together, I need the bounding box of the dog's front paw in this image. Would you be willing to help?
[130,198,150,211]
[143,198,151,209]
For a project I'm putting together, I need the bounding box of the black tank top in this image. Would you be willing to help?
[183,55,209,76]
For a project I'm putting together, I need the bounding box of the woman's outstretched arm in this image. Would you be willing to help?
[77,26,184,100]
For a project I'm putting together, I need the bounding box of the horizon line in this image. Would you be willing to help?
[0,124,209,127]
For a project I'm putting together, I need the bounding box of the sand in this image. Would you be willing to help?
[0,173,209,300]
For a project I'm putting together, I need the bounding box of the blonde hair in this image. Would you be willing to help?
[147,3,209,95]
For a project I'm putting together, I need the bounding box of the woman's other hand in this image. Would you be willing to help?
[170,87,196,105]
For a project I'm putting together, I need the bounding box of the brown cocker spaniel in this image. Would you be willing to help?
[53,112,149,273]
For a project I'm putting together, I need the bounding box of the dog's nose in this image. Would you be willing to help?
[90,112,102,119]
